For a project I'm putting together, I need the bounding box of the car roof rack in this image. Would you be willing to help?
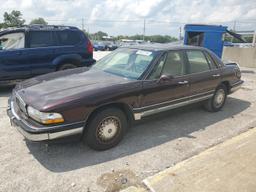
[25,24,79,30]
[0,25,79,34]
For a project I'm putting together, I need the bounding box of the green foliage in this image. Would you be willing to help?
[86,31,178,43]
[91,31,108,40]
[3,10,25,28]
[30,18,48,25]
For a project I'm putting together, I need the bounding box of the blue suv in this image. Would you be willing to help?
[0,25,95,85]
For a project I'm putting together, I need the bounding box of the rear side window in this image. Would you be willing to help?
[29,31,55,48]
[57,31,81,46]
[187,50,210,73]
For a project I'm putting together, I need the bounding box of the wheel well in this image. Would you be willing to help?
[56,60,80,70]
[221,81,231,94]
[85,103,134,129]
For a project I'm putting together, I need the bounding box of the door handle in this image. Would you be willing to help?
[212,74,220,77]
[178,80,189,85]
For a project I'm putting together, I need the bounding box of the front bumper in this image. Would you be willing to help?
[7,99,84,142]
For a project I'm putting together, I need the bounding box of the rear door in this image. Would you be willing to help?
[55,30,85,58]
[26,31,58,76]
[185,50,221,98]
[0,32,31,80]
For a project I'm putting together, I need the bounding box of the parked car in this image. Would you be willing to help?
[7,45,243,150]
[0,25,95,85]
[103,41,118,51]
[93,41,106,51]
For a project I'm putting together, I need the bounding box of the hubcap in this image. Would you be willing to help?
[214,89,225,107]
[97,117,120,141]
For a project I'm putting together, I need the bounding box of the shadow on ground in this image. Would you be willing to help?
[0,87,14,98]
[25,97,251,172]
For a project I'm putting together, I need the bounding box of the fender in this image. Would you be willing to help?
[53,54,83,69]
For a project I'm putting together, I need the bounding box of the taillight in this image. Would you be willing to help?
[87,40,93,54]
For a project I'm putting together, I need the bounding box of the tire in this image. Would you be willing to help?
[58,63,77,71]
[204,84,227,112]
[84,108,128,150]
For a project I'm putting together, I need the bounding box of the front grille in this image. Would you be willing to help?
[15,93,27,115]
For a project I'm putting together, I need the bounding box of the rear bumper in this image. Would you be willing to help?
[7,99,84,142]
[230,80,244,93]
[81,58,96,66]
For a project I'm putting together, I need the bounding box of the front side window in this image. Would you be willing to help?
[0,32,25,50]
[92,48,156,79]
[148,51,185,79]
[162,51,185,77]
[187,50,210,73]
[29,31,55,48]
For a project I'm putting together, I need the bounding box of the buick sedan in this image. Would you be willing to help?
[7,44,243,150]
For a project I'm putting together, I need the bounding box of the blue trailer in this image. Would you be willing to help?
[184,24,228,58]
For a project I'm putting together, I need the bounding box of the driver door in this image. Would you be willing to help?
[140,50,190,111]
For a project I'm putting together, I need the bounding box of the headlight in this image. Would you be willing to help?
[27,106,64,124]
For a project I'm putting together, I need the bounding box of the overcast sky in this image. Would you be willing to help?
[0,0,256,37]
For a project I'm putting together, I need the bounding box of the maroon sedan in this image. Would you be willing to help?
[7,45,243,150]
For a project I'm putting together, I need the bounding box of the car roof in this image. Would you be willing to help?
[0,25,79,35]
[122,43,208,52]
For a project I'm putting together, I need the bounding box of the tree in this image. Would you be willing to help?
[30,18,48,25]
[3,10,25,28]
[92,31,108,40]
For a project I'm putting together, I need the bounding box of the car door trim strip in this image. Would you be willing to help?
[133,92,214,120]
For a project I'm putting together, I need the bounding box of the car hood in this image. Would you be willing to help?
[15,67,132,110]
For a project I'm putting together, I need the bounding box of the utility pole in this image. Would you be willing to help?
[143,19,146,41]
[253,30,256,47]
[179,26,182,41]
[82,18,85,31]
[233,20,237,31]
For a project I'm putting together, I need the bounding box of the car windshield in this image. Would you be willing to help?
[92,48,156,79]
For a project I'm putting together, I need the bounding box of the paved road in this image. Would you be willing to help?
[142,127,256,192]
[0,55,256,191]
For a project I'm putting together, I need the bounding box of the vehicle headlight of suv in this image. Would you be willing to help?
[27,106,64,124]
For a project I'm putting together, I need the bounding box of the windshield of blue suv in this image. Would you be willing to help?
[92,48,156,79]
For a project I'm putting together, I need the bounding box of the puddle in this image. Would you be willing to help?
[97,169,141,192]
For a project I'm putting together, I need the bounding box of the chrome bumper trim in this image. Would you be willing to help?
[15,125,83,141]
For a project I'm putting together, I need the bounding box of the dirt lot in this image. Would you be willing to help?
[0,52,256,192]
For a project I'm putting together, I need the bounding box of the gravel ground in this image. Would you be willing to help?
[0,53,256,192]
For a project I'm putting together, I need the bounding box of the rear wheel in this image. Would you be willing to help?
[204,84,227,112]
[84,108,128,150]
[58,63,77,71]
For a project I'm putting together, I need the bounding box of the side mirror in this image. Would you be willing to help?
[157,74,173,84]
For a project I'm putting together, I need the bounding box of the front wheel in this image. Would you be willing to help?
[204,84,227,112]
[84,108,128,150]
